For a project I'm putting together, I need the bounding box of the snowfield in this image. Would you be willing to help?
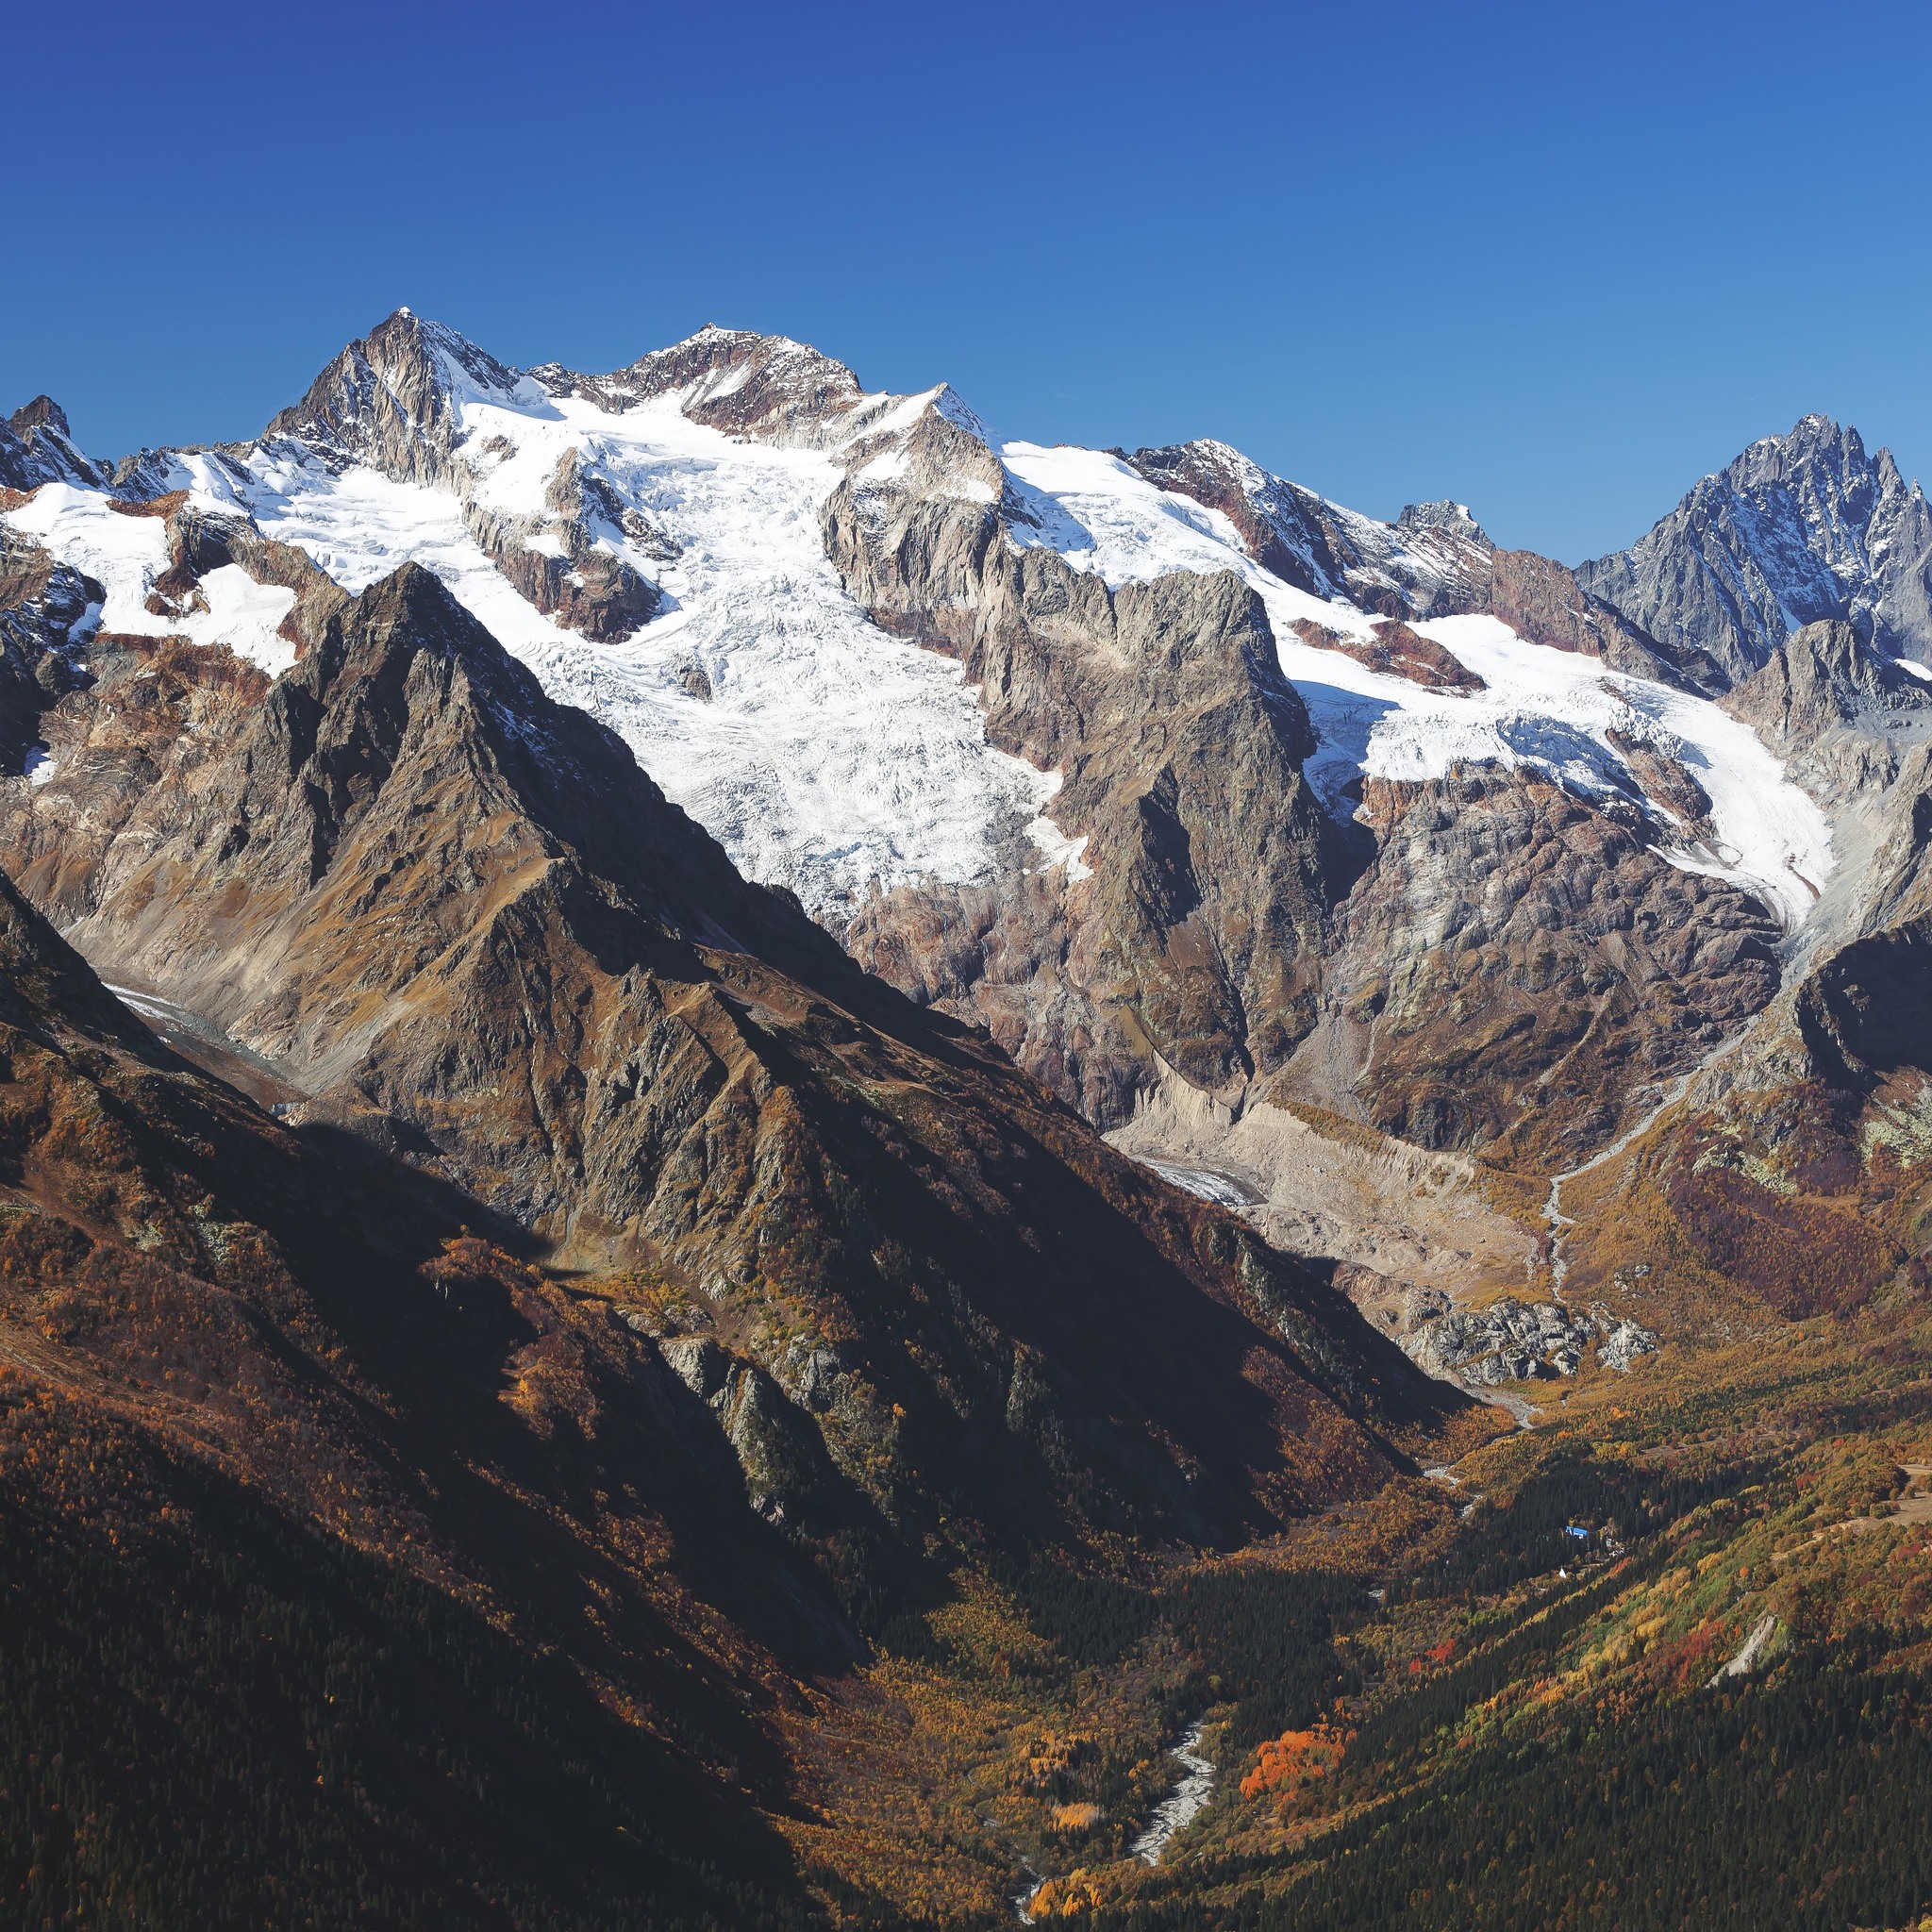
[8,398,1066,920]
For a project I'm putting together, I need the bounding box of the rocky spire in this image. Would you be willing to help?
[1579,414,1932,687]
[0,393,109,492]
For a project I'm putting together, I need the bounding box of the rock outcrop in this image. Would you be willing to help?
[1400,1296,1657,1384]
[0,320,1867,1229]
[1723,622,1932,765]
[1483,547,1722,690]
[1132,440,1708,686]
[1289,615,1485,691]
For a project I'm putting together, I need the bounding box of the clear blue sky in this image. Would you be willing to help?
[6,0,1927,562]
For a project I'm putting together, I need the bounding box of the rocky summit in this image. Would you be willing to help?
[3,313,1932,1931]
[1579,413,1932,688]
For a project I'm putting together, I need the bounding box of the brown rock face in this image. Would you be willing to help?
[0,841,892,1923]
[1484,549,1722,690]
[0,561,1445,1555]
[1545,635,1932,1324]
[824,425,1347,1124]
[1290,616,1485,692]
[818,403,1778,1174]
[168,504,350,651]
[458,448,665,642]
[1126,441,1340,596]
[575,325,879,448]
[1128,441,1707,689]
[1303,770,1783,1166]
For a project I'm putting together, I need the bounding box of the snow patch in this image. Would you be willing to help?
[179,565,298,675]
[5,484,170,635]
[2,486,296,676]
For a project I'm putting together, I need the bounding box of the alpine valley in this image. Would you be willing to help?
[2,313,1930,1931]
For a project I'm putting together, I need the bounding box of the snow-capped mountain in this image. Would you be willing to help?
[0,309,1899,1203]
[1580,413,1932,688]
[0,311,1827,918]
[0,394,109,493]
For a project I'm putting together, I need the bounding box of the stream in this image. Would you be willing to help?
[1128,1722,1216,1864]
[1017,1722,1217,1918]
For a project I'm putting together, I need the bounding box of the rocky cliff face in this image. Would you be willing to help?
[1580,414,1932,688]
[1289,769,1784,1168]
[0,792,968,1923]
[265,308,524,491]
[823,414,1345,1122]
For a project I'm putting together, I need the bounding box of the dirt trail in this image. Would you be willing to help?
[1773,1467,1932,1562]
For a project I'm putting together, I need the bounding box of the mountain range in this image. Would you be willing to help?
[3,314,1931,1927]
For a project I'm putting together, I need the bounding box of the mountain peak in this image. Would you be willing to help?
[1581,412,1932,683]
[604,325,872,450]
[263,308,521,486]
[8,395,70,440]
[0,392,107,492]
[1395,500,1491,550]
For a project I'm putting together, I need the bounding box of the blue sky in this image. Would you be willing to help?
[6,0,1927,561]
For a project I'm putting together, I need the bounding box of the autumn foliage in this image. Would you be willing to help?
[1239,1711,1354,1813]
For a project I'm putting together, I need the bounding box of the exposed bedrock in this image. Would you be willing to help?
[1289,615,1485,692]
[0,394,111,493]
[1289,770,1784,1170]
[824,416,1349,1126]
